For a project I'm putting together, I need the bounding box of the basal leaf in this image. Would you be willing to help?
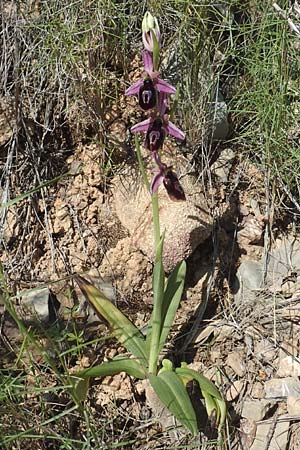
[215,397,227,431]
[75,357,147,380]
[176,367,222,400]
[176,366,226,430]
[158,260,186,352]
[149,371,198,435]
[76,276,148,363]
[72,377,90,403]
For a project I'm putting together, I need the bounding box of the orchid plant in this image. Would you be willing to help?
[72,12,226,438]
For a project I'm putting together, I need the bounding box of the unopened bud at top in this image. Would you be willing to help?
[142,11,161,52]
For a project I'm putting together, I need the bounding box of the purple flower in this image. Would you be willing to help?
[150,152,186,201]
[125,51,176,111]
[131,113,185,146]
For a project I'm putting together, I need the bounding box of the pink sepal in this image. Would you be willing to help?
[131,118,151,133]
[166,121,185,140]
[150,172,164,194]
[142,50,154,74]
[156,78,176,94]
[125,79,144,96]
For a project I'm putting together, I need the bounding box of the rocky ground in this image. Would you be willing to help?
[2,123,300,448]
[1,3,300,445]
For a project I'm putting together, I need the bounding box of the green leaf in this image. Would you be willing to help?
[72,377,90,403]
[215,397,227,431]
[176,366,226,431]
[75,276,148,363]
[75,357,147,380]
[176,367,222,400]
[0,170,72,210]
[202,390,218,420]
[149,371,198,435]
[158,260,186,353]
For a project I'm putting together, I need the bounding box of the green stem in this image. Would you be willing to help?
[148,167,162,375]
[134,136,162,374]
[152,192,160,254]
[135,135,149,190]
[134,135,160,250]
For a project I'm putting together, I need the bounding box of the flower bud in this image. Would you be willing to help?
[142,11,161,52]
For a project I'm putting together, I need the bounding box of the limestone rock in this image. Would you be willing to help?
[100,237,153,301]
[226,351,246,377]
[264,378,300,399]
[277,346,300,377]
[234,234,300,305]
[112,161,212,272]
[20,288,59,324]
[251,382,265,399]
[211,148,235,183]
[241,399,271,421]
[250,418,289,450]
[240,418,257,449]
[225,380,244,401]
[287,396,300,415]
[145,380,175,430]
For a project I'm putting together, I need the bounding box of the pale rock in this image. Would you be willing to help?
[99,237,153,300]
[237,214,263,245]
[95,372,132,406]
[250,418,289,450]
[203,367,217,382]
[226,351,246,377]
[265,378,300,399]
[234,234,300,305]
[112,161,212,272]
[266,236,300,287]
[225,380,244,402]
[277,346,300,377]
[211,148,235,182]
[251,382,265,399]
[241,399,271,421]
[145,380,175,430]
[254,339,277,363]
[20,288,59,324]
[234,260,264,305]
[287,396,300,415]
[240,418,257,449]
[210,91,229,141]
